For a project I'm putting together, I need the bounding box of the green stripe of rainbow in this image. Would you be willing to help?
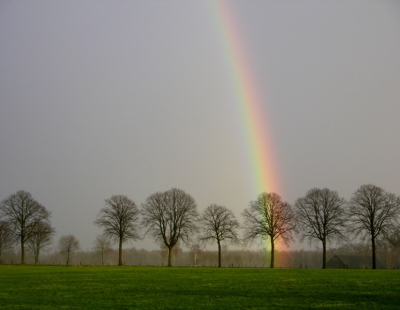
[210,0,281,197]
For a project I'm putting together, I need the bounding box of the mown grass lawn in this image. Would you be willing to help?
[0,265,399,309]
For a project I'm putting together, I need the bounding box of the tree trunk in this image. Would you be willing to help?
[102,250,104,266]
[270,238,275,268]
[168,246,173,267]
[21,238,25,265]
[217,241,222,268]
[66,251,70,266]
[372,235,376,269]
[322,239,327,269]
[118,238,123,266]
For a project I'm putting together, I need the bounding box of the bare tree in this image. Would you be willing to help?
[58,234,80,266]
[199,204,240,267]
[93,235,113,266]
[0,190,51,264]
[242,192,296,268]
[387,228,400,248]
[348,184,400,269]
[141,188,198,267]
[0,221,14,263]
[189,242,204,267]
[295,188,347,268]
[26,221,55,265]
[387,228,400,267]
[94,195,140,266]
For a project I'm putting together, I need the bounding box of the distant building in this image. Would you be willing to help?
[326,255,386,269]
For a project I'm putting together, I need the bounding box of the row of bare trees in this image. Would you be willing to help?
[1,185,400,269]
[93,185,400,269]
[245,185,400,269]
[94,189,198,267]
[0,190,82,265]
[93,188,243,267]
[295,185,400,269]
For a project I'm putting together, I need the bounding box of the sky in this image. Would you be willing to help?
[1,0,400,252]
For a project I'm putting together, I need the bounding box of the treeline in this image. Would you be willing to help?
[1,185,400,269]
[1,241,399,269]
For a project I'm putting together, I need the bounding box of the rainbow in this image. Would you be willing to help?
[210,0,286,265]
[210,0,281,198]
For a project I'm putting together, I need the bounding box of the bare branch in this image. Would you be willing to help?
[26,221,55,265]
[0,221,14,263]
[387,228,400,248]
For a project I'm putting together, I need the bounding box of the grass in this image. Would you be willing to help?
[0,266,399,309]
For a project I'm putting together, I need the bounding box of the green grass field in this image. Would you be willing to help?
[0,266,399,309]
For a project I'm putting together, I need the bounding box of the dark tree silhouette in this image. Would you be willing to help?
[0,221,14,263]
[58,234,80,265]
[295,188,347,268]
[199,204,240,267]
[0,190,51,264]
[93,235,113,266]
[141,188,198,267]
[94,195,140,266]
[242,192,296,268]
[26,221,55,265]
[348,184,400,269]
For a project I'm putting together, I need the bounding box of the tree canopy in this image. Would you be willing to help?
[141,188,198,266]
[94,195,140,266]
[243,192,296,268]
[199,204,240,267]
[295,188,347,268]
[348,184,400,269]
[0,190,51,264]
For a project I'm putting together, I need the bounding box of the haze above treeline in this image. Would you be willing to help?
[1,1,399,251]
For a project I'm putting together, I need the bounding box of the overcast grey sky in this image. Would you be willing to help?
[1,0,400,251]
